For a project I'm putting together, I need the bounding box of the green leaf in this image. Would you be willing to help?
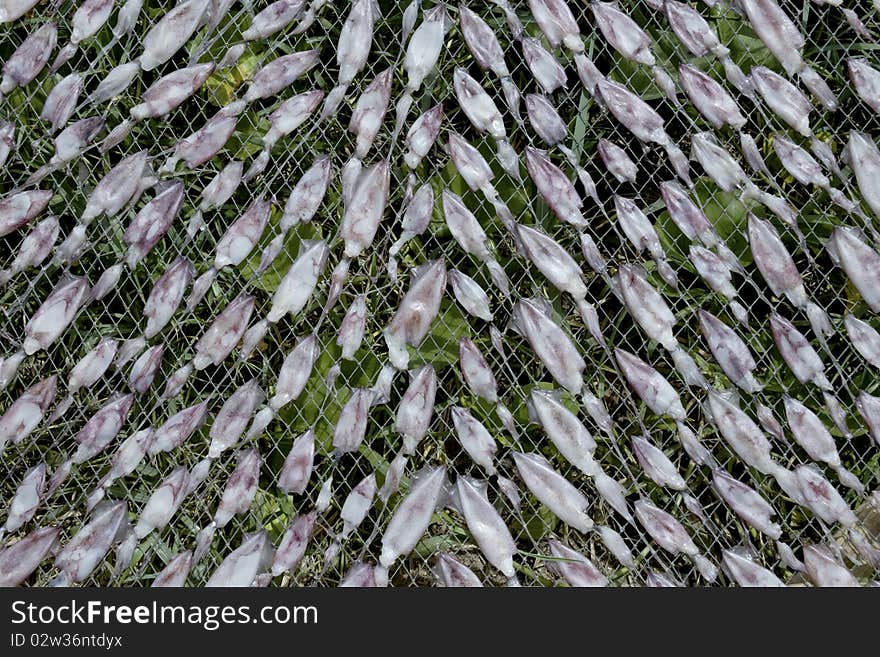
[609,56,663,101]
[692,178,752,265]
[714,7,775,71]
[513,503,559,542]
[408,300,473,368]
[204,50,261,107]
[239,210,324,294]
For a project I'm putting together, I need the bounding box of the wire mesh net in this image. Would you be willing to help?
[1,0,879,587]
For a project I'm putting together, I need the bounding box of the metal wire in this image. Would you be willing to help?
[1,0,879,587]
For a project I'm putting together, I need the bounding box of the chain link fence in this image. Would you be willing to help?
[1,0,879,587]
